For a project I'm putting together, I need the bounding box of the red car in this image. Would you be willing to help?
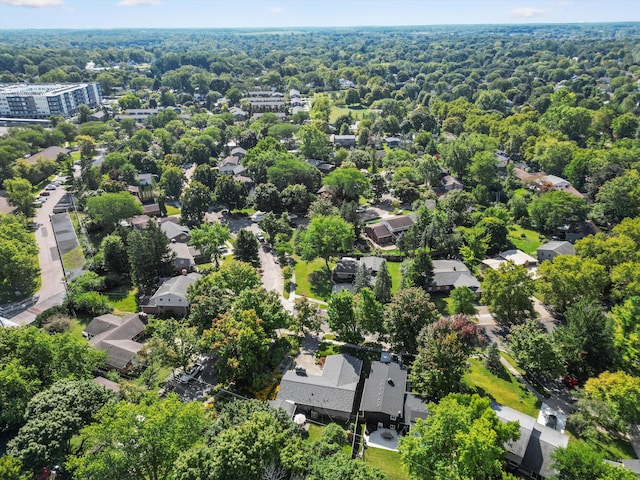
[562,376,578,389]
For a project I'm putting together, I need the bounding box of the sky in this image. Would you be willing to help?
[0,0,638,30]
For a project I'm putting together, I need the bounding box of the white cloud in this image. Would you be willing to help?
[269,7,283,14]
[510,7,548,18]
[117,0,160,7]
[0,0,63,7]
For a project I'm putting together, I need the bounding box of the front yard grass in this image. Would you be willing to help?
[293,256,334,301]
[508,224,543,256]
[364,448,409,480]
[463,358,541,418]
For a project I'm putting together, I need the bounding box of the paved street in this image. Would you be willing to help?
[8,179,68,325]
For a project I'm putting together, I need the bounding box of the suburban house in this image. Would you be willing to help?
[334,257,359,282]
[306,158,335,175]
[541,174,570,189]
[140,272,201,317]
[384,137,402,148]
[427,260,481,293]
[129,214,152,231]
[218,155,243,175]
[481,249,538,273]
[333,256,387,283]
[230,146,247,159]
[403,393,430,430]
[168,241,199,272]
[493,403,569,480]
[228,106,248,121]
[160,220,190,243]
[365,223,394,245]
[442,174,464,192]
[276,354,363,421]
[83,313,147,373]
[360,360,408,430]
[27,145,70,164]
[142,203,161,217]
[331,134,356,148]
[537,241,575,263]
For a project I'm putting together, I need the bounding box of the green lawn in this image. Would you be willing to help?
[508,224,543,256]
[364,448,409,480]
[293,256,334,301]
[305,423,352,455]
[330,105,371,123]
[463,358,541,418]
[387,261,402,294]
[567,431,636,461]
[500,351,525,375]
[105,284,138,313]
[165,205,181,216]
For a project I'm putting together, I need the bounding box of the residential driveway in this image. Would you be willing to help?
[7,180,68,325]
[294,333,322,375]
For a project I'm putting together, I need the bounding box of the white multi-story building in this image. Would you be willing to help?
[0,83,102,118]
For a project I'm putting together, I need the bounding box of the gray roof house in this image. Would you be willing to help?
[427,260,481,293]
[537,241,575,263]
[141,272,201,317]
[160,220,190,243]
[403,393,430,428]
[381,215,416,235]
[332,134,356,148]
[83,313,146,372]
[276,354,363,421]
[218,155,242,175]
[169,241,197,272]
[334,257,359,282]
[493,403,569,480]
[360,361,408,429]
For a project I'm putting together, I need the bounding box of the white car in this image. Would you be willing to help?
[45,184,56,191]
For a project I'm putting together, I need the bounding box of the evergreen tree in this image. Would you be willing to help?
[373,260,392,304]
[353,262,371,292]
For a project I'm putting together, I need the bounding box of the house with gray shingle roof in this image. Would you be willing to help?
[427,260,481,293]
[537,241,575,263]
[360,361,407,429]
[160,220,190,243]
[141,272,201,317]
[493,403,569,480]
[83,313,146,373]
[276,354,362,421]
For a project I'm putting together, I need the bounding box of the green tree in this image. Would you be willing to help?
[234,228,259,266]
[401,248,434,291]
[4,178,34,217]
[160,164,186,199]
[448,286,478,315]
[611,112,639,139]
[611,296,640,376]
[127,221,175,290]
[537,255,607,315]
[323,167,369,203]
[118,92,142,110]
[181,181,213,226]
[508,320,562,378]
[212,175,246,211]
[100,233,129,275]
[399,393,519,480]
[86,191,143,231]
[189,222,231,268]
[355,287,383,335]
[553,299,615,383]
[383,287,439,355]
[253,183,281,213]
[353,262,371,293]
[310,94,331,122]
[281,183,313,213]
[410,316,484,399]
[291,296,323,335]
[550,441,637,480]
[298,123,332,161]
[373,259,393,304]
[0,214,39,296]
[298,215,354,270]
[529,191,589,233]
[593,170,640,225]
[481,262,535,326]
[67,394,208,480]
[7,380,114,471]
[580,371,640,432]
[327,289,361,343]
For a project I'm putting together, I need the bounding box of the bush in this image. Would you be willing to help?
[72,291,113,316]
[34,304,71,328]
[42,315,74,334]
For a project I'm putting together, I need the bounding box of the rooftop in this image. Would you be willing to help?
[152,272,201,299]
[360,361,408,417]
[538,241,575,256]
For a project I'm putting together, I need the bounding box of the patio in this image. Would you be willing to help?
[364,427,399,451]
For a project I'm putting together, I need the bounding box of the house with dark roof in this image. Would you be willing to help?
[381,215,415,236]
[442,174,464,192]
[427,260,481,293]
[306,158,335,175]
[384,137,402,148]
[230,147,246,159]
[403,393,430,429]
[365,223,394,245]
[276,354,363,421]
[141,272,201,317]
[359,256,386,276]
[27,146,70,164]
[332,134,356,148]
[83,313,146,373]
[169,241,197,272]
[360,361,408,430]
[229,106,247,121]
[493,403,569,480]
[537,241,575,263]
[334,257,359,282]
[218,155,242,175]
[160,220,190,243]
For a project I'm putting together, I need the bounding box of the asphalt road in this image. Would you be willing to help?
[10,179,68,325]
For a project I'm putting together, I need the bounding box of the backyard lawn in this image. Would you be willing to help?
[105,284,138,313]
[386,260,402,294]
[508,224,543,255]
[165,205,181,216]
[463,358,541,418]
[329,105,370,123]
[364,448,409,480]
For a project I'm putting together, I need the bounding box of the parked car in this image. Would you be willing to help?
[40,191,50,196]
[256,232,265,243]
[45,184,56,190]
